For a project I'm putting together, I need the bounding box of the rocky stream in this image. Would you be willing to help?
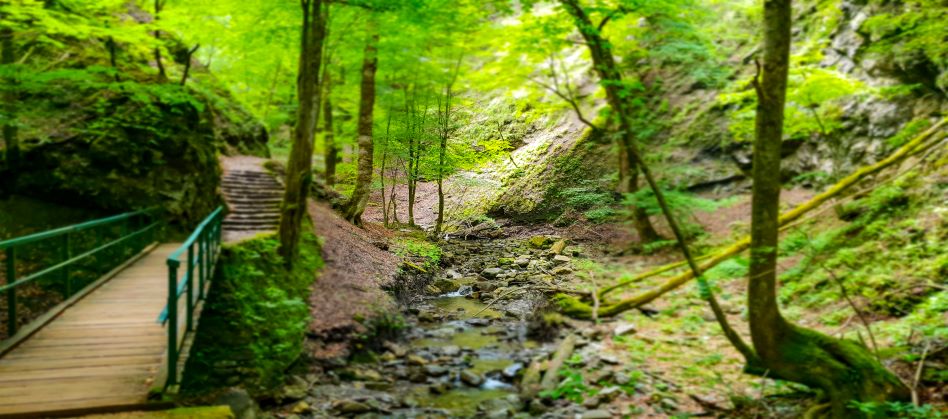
[259,236,647,418]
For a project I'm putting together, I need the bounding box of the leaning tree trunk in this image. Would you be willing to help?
[557,0,660,244]
[748,0,909,416]
[342,19,379,225]
[278,0,325,263]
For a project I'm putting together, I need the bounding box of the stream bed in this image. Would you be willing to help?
[292,237,582,418]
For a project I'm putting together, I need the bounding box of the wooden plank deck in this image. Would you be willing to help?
[0,243,182,417]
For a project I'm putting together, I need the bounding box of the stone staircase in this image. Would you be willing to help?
[221,169,283,242]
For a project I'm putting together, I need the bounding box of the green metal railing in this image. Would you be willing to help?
[0,209,161,338]
[158,206,224,387]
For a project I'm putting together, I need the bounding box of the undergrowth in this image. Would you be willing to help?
[181,227,322,395]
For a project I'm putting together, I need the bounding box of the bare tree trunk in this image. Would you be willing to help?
[342,18,379,225]
[153,0,167,80]
[1,27,18,176]
[747,1,909,416]
[105,36,119,81]
[278,0,326,263]
[557,0,659,244]
[180,44,199,86]
[323,66,337,187]
[434,57,461,237]
[380,108,393,227]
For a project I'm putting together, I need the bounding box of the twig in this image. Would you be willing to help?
[819,263,880,361]
[911,340,931,406]
[472,288,525,318]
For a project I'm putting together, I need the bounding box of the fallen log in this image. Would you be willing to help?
[559,118,946,319]
[539,334,578,393]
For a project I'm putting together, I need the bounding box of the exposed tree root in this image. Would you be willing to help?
[558,119,946,319]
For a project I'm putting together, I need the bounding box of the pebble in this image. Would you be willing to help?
[407,354,427,366]
[441,345,461,356]
[424,365,448,376]
[332,399,372,414]
[552,255,571,264]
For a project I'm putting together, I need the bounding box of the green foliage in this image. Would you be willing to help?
[849,401,945,419]
[539,356,594,404]
[393,237,442,270]
[182,230,322,394]
[861,0,948,90]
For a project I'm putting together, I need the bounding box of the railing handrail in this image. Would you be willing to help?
[2,208,162,339]
[0,208,158,250]
[158,205,224,389]
[166,206,224,265]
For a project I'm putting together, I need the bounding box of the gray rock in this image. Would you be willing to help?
[552,255,571,264]
[460,370,484,387]
[213,388,257,419]
[514,258,530,267]
[502,363,524,379]
[482,267,503,278]
[582,396,602,408]
[332,399,372,414]
[424,365,448,376]
[599,386,623,401]
[582,409,613,419]
[613,322,636,336]
[441,345,462,356]
[476,281,499,293]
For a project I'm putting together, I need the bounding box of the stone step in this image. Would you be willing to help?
[222,181,281,189]
[222,220,279,228]
[222,190,283,197]
[226,214,280,221]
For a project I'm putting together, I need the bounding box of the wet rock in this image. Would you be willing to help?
[613,323,637,336]
[476,281,499,293]
[408,368,427,383]
[551,266,572,275]
[332,399,373,415]
[365,381,392,391]
[446,269,462,279]
[552,255,571,264]
[352,368,383,381]
[441,345,461,356]
[384,342,408,357]
[429,382,451,394]
[502,363,524,379]
[599,386,623,401]
[599,354,621,365]
[582,409,613,419]
[432,278,460,293]
[460,370,484,386]
[514,258,530,267]
[582,395,602,408]
[417,311,437,323]
[467,317,491,327]
[478,395,522,416]
[280,376,309,401]
[213,388,257,419]
[291,401,310,414]
[407,354,428,366]
[424,365,448,376]
[380,351,397,362]
[482,267,503,278]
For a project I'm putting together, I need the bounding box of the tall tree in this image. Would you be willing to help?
[558,0,661,244]
[153,0,167,80]
[342,17,379,225]
[747,0,909,416]
[278,0,326,262]
[434,56,462,237]
[1,27,18,176]
[322,64,337,187]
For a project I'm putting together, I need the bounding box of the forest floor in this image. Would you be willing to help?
[254,176,948,418]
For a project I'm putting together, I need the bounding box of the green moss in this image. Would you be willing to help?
[181,227,322,395]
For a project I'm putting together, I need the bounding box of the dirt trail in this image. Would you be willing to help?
[306,201,401,359]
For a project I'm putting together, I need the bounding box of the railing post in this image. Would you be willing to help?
[62,233,72,297]
[186,246,194,332]
[166,259,179,386]
[5,247,16,337]
[198,231,206,300]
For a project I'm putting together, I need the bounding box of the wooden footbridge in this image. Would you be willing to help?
[0,207,225,417]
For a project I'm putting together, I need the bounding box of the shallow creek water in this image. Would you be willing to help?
[303,238,560,418]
